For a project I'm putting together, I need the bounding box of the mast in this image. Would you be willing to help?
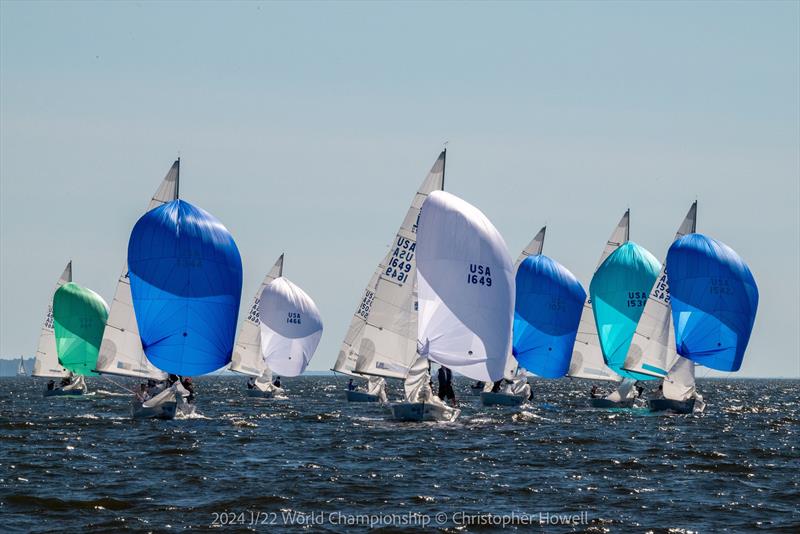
[441,148,446,191]
[175,157,180,199]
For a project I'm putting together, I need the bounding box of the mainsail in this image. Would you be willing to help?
[128,199,243,376]
[96,160,179,379]
[53,282,109,376]
[17,356,26,376]
[590,242,660,380]
[230,254,285,376]
[623,202,697,377]
[513,254,586,378]
[567,211,629,381]
[32,261,72,378]
[414,190,515,382]
[258,277,323,377]
[334,151,445,379]
[666,233,758,372]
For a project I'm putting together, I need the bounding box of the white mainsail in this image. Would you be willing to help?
[414,190,515,382]
[258,277,323,377]
[17,356,26,376]
[32,261,72,378]
[334,151,446,379]
[230,254,285,376]
[95,160,179,379]
[623,202,697,378]
[567,211,629,382]
[662,356,697,401]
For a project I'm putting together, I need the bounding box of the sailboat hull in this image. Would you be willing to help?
[649,398,695,414]
[43,387,85,397]
[480,392,526,406]
[132,400,178,420]
[590,398,634,409]
[346,390,379,402]
[390,402,460,422]
[247,388,274,398]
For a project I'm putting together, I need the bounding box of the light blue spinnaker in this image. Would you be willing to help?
[127,199,243,376]
[590,242,660,381]
[513,255,585,378]
[666,233,758,372]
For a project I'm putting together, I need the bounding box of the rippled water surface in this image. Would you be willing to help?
[0,376,798,532]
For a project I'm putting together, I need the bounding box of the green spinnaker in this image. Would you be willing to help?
[590,242,660,381]
[53,282,109,376]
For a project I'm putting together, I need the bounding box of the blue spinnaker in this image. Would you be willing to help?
[513,255,585,378]
[127,200,243,376]
[590,242,660,380]
[666,233,758,372]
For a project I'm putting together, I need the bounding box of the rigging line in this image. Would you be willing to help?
[101,374,136,394]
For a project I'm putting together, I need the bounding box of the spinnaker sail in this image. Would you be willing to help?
[33,261,73,378]
[53,282,109,376]
[415,190,514,382]
[128,199,243,376]
[258,277,323,377]
[96,160,179,379]
[590,242,660,380]
[666,233,758,372]
[334,151,445,379]
[230,254,285,376]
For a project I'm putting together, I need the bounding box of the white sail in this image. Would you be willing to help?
[17,357,26,376]
[416,190,515,382]
[662,356,696,401]
[335,151,446,379]
[623,202,697,378]
[32,261,72,378]
[567,211,629,382]
[230,254,285,376]
[603,377,637,402]
[95,160,179,380]
[259,277,323,377]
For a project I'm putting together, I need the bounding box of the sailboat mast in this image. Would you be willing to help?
[175,157,180,199]
[441,148,446,191]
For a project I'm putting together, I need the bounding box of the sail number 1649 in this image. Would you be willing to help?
[467,264,492,287]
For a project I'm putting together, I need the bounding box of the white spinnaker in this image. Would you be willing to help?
[567,211,629,382]
[259,277,323,377]
[33,261,72,378]
[501,226,547,379]
[334,151,446,379]
[623,202,697,378]
[96,160,180,379]
[662,356,696,401]
[230,254,285,376]
[416,190,515,382]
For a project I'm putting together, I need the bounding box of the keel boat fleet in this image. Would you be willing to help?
[28,151,758,420]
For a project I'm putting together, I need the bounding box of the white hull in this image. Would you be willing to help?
[43,386,86,397]
[132,399,178,420]
[390,402,460,422]
[247,388,274,398]
[346,390,380,402]
[480,391,526,406]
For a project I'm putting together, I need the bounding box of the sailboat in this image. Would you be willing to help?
[392,190,515,422]
[621,203,704,413]
[483,227,586,406]
[16,356,26,376]
[658,232,758,412]
[333,151,445,403]
[50,281,109,396]
[231,254,286,398]
[564,212,634,405]
[95,160,178,385]
[127,198,243,419]
[33,261,74,395]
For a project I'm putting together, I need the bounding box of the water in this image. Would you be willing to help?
[0,377,797,533]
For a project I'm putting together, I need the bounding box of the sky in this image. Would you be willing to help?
[1,1,798,378]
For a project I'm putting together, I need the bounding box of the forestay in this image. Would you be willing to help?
[230,254,285,376]
[53,282,109,376]
[128,199,243,376]
[623,202,697,378]
[568,211,629,382]
[666,234,758,372]
[258,277,323,377]
[33,261,73,378]
[590,242,660,381]
[416,190,514,382]
[335,151,445,379]
[96,160,179,379]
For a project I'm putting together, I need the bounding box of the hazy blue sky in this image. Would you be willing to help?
[1,1,798,377]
